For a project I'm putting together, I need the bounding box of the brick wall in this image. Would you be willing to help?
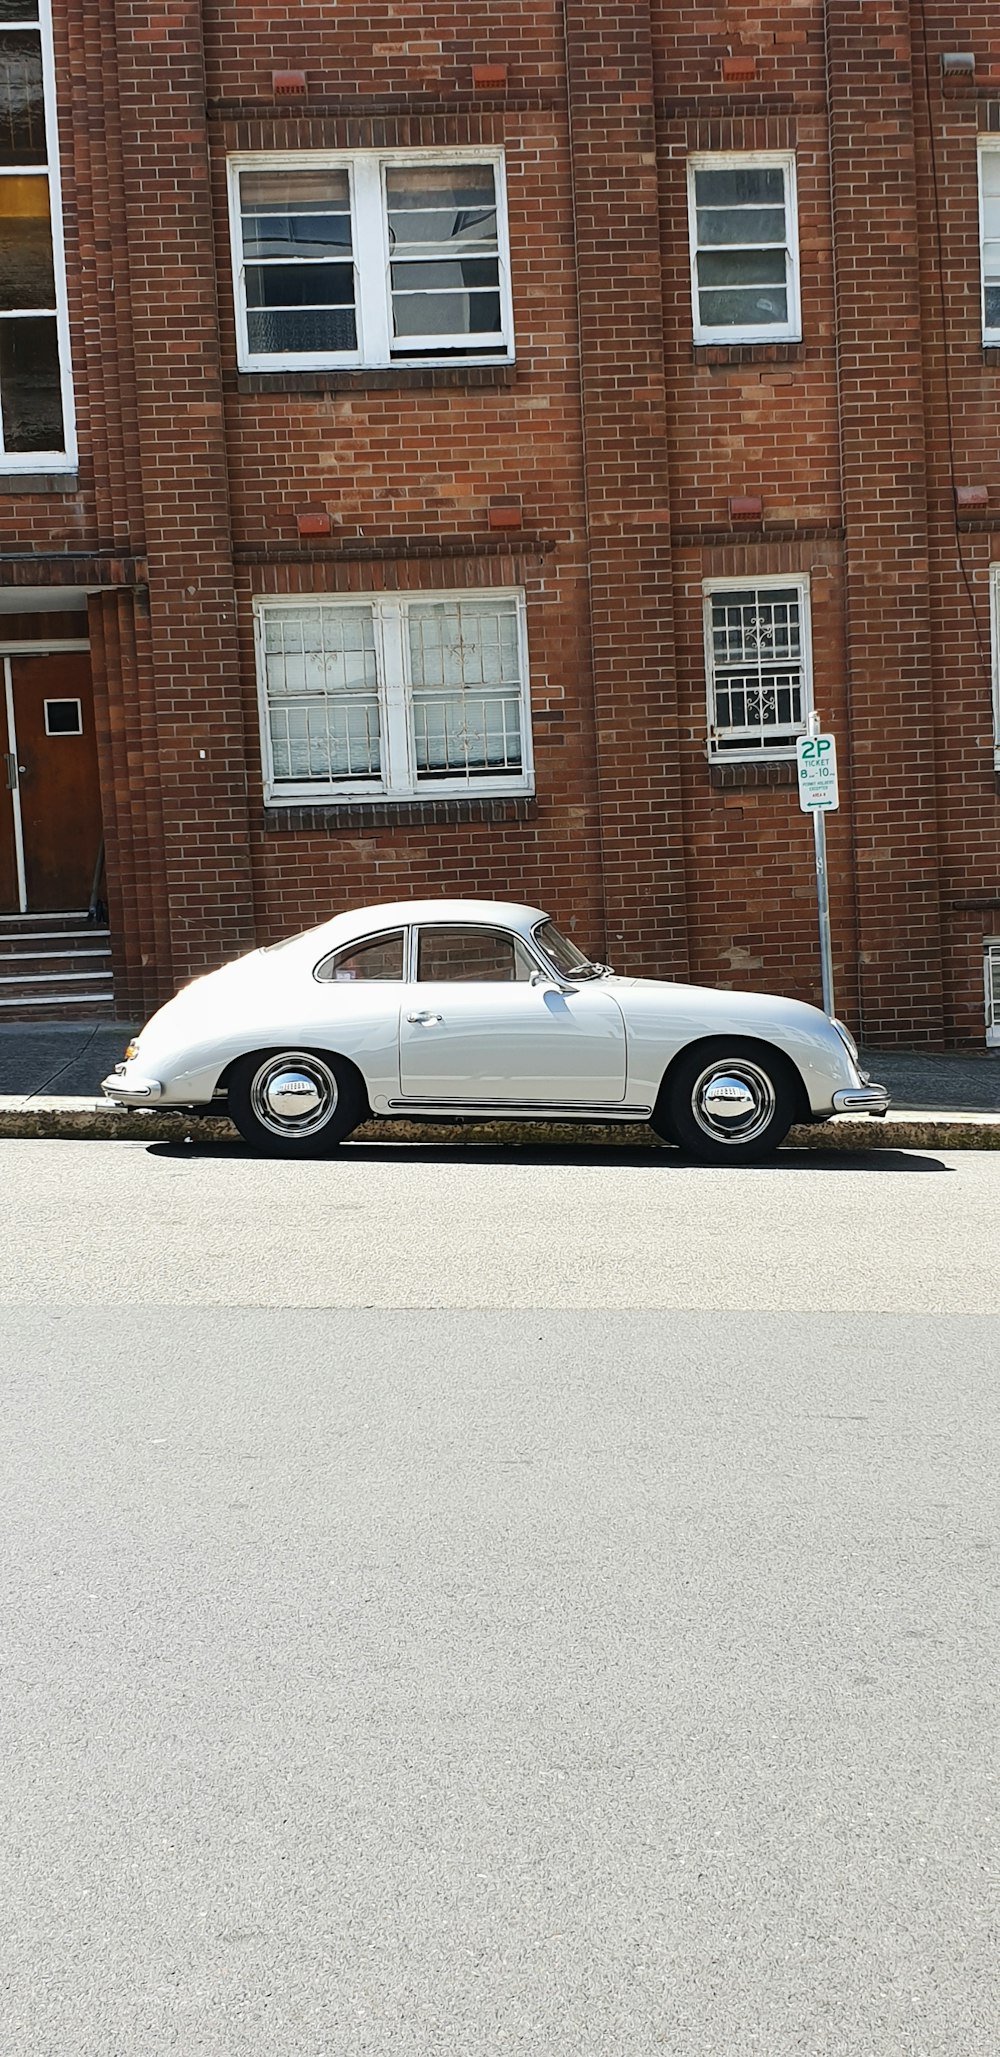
[8,0,1000,1037]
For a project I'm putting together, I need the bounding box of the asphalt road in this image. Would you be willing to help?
[1,1138,998,2056]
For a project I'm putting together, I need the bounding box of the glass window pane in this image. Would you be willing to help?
[698,286,788,327]
[417,927,519,982]
[697,249,787,287]
[981,201,1000,244]
[0,29,45,165]
[985,284,1000,329]
[694,166,785,207]
[247,306,357,353]
[241,169,351,209]
[241,211,352,260]
[386,165,496,210]
[0,172,52,308]
[319,932,405,982]
[0,2,39,19]
[696,206,786,246]
[391,258,499,293]
[0,310,62,449]
[980,152,1000,198]
[244,261,354,310]
[391,289,501,338]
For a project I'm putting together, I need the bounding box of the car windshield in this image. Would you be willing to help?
[534,919,599,978]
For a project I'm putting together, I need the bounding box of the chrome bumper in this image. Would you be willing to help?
[831,1082,890,1116]
[101,1071,162,1103]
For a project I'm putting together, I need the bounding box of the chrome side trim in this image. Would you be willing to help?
[384,1098,652,1121]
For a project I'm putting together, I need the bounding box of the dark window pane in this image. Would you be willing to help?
[241,211,352,260]
[0,29,45,164]
[0,313,63,449]
[244,261,355,310]
[246,306,357,354]
[44,698,82,735]
[387,205,497,251]
[698,286,788,326]
[985,285,1000,329]
[694,166,785,207]
[696,206,786,246]
[0,2,39,19]
[417,926,519,982]
[697,249,786,286]
[391,290,501,338]
[317,932,405,982]
[391,259,499,293]
[0,173,52,307]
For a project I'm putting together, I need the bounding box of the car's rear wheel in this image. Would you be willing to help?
[226,1050,366,1157]
[653,1040,798,1164]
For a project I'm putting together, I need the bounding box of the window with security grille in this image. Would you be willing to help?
[229,152,512,370]
[687,154,800,344]
[704,579,812,758]
[985,943,1000,1047]
[0,0,75,467]
[255,592,533,804]
[979,146,1000,343]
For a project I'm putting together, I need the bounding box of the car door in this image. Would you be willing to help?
[399,924,627,1105]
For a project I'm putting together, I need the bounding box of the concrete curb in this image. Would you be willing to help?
[1,1098,999,1149]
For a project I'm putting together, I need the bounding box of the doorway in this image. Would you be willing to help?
[0,649,103,914]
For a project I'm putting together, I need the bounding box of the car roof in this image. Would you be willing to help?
[278,899,552,955]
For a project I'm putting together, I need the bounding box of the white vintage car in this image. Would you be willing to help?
[101,897,889,1161]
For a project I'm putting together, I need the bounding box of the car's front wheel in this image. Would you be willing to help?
[226,1050,366,1157]
[653,1040,799,1164]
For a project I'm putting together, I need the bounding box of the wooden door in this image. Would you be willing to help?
[8,653,103,912]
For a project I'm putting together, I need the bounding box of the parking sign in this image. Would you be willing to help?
[796,732,839,812]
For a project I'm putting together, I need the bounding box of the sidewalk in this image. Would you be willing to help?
[0,1021,998,1148]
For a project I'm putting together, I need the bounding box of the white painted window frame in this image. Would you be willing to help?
[702,571,814,761]
[228,149,514,373]
[687,150,801,346]
[985,941,1000,1046]
[0,0,76,470]
[254,588,534,805]
[978,141,1000,346]
[991,563,1000,767]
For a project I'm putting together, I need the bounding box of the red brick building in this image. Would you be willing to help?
[2,0,1000,1043]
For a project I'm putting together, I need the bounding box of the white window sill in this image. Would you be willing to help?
[264,782,534,807]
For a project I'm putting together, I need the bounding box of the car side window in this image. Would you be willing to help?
[416,926,533,983]
[315,930,405,982]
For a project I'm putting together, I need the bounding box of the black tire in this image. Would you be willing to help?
[226,1049,366,1158]
[653,1038,798,1164]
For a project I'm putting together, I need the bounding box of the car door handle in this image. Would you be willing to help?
[406,1011,442,1025]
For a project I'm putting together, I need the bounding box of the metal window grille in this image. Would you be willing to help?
[407,598,522,778]
[258,593,530,800]
[689,158,796,341]
[980,149,1000,340]
[986,943,1000,1046]
[708,586,807,755]
[263,605,381,784]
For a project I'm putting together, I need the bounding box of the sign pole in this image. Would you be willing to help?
[812,800,835,1017]
[797,712,839,1018]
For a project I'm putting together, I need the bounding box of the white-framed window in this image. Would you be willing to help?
[228,151,514,372]
[978,143,1000,344]
[687,153,800,345]
[990,564,1000,766]
[985,942,1000,1046]
[0,0,75,468]
[703,575,813,759]
[255,589,534,804]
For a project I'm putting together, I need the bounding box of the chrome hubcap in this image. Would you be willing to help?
[691,1059,775,1146]
[249,1053,338,1140]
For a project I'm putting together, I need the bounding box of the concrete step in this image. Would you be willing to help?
[0,919,114,1018]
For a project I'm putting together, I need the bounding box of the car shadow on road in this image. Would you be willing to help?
[144,1139,950,1173]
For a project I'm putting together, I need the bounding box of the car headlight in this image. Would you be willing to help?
[832,1018,859,1064]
